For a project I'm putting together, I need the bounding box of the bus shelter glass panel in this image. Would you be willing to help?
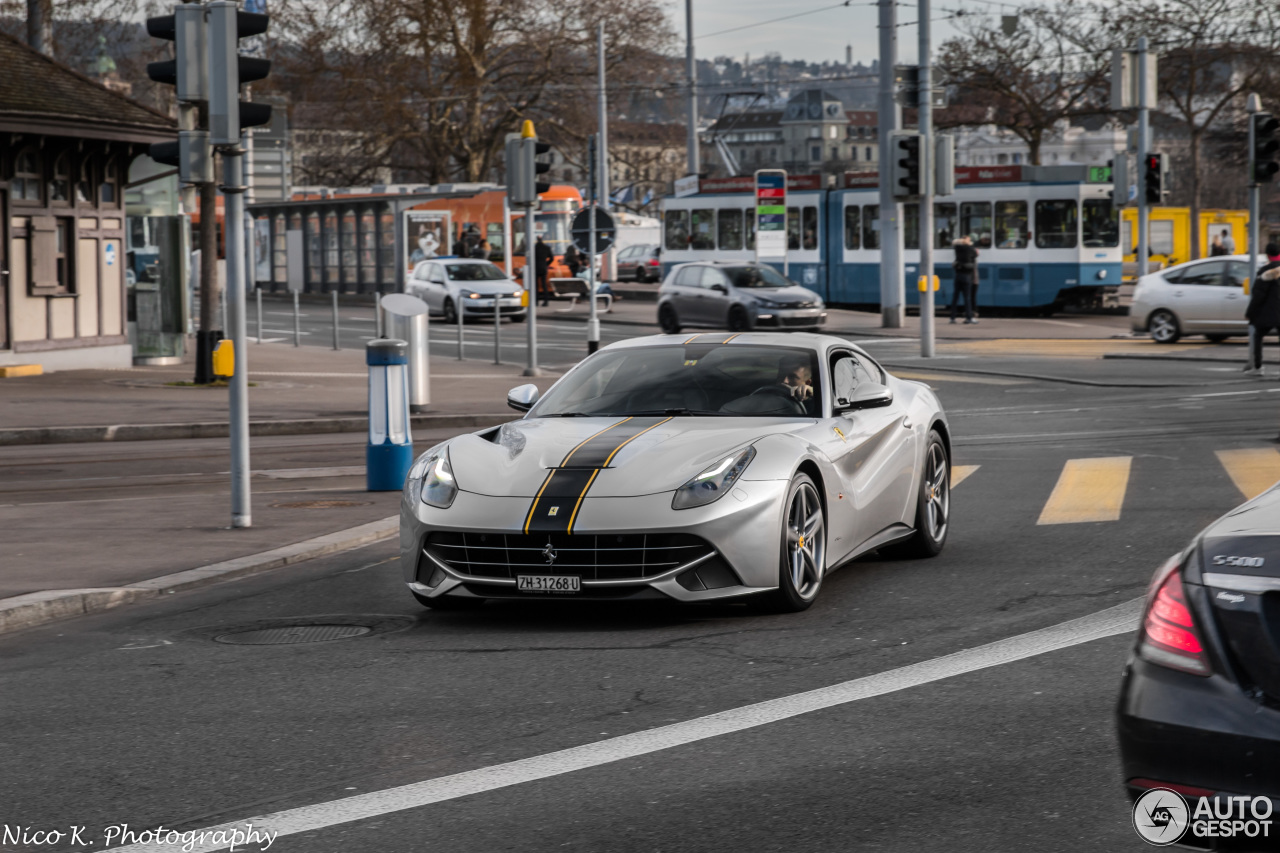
[341,207,358,287]
[1083,199,1120,247]
[324,211,339,284]
[1034,200,1078,249]
[273,214,287,284]
[995,201,1028,249]
[844,206,860,250]
[379,212,396,285]
[306,212,321,286]
[718,208,743,250]
[935,203,957,248]
[664,210,688,250]
[802,206,818,250]
[690,209,715,249]
[960,202,992,249]
[903,203,919,250]
[360,210,377,286]
[862,205,880,250]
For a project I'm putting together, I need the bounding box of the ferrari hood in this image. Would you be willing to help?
[448,416,809,498]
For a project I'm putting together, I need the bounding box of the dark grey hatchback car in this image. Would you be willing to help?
[656,262,827,333]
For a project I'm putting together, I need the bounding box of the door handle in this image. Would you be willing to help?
[1174,290,1184,297]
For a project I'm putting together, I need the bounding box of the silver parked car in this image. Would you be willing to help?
[408,258,527,324]
[402,333,950,613]
[1130,255,1254,343]
[657,262,827,334]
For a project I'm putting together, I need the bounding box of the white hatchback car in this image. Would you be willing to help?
[1130,255,1256,343]
[408,258,526,324]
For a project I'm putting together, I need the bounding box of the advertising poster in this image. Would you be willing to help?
[404,210,451,274]
[755,169,787,259]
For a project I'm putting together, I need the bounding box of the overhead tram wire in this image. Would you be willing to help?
[695,0,901,40]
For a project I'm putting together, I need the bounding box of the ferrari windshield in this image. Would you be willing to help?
[530,344,822,418]
[446,263,507,281]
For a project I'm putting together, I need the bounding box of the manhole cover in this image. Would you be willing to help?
[215,624,373,645]
[270,500,373,509]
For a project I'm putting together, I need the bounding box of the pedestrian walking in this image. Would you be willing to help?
[1245,242,1280,376]
[1223,230,1237,254]
[470,239,489,260]
[564,243,582,278]
[1210,234,1228,257]
[950,234,979,324]
[534,236,553,306]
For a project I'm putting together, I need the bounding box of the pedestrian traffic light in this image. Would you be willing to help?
[1252,112,1280,183]
[1143,152,1168,204]
[207,0,271,146]
[1109,156,1130,207]
[146,4,212,182]
[890,132,923,199]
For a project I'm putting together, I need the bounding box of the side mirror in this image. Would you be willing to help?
[837,382,893,413]
[507,384,540,412]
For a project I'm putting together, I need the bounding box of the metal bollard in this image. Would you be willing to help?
[494,288,501,364]
[293,291,301,347]
[332,290,340,350]
[255,287,262,344]
[457,295,465,360]
[365,339,413,491]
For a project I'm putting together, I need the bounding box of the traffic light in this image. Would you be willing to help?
[1253,112,1280,183]
[890,132,923,199]
[207,0,271,146]
[146,4,211,182]
[507,121,552,205]
[894,65,920,107]
[1109,156,1130,207]
[1143,152,1168,204]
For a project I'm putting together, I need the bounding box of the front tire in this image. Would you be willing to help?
[442,298,458,325]
[1148,309,1180,344]
[882,430,949,559]
[659,303,682,334]
[757,473,826,613]
[509,312,527,323]
[727,305,752,332]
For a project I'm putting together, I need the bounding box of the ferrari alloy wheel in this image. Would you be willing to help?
[443,298,458,325]
[659,303,682,334]
[759,473,826,613]
[1149,309,1180,344]
[884,430,949,559]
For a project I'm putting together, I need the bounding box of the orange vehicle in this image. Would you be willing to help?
[405,185,584,280]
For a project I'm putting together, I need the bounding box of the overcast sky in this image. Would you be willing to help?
[684,0,1025,67]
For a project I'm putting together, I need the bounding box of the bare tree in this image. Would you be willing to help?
[267,0,674,185]
[936,1,1113,165]
[1099,0,1280,258]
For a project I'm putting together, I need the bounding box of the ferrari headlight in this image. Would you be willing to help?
[672,446,756,510]
[407,449,457,508]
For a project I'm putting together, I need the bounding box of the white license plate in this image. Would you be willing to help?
[516,575,581,594]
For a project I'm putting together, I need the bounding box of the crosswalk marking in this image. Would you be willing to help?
[951,465,980,488]
[1216,448,1280,500]
[1037,457,1132,525]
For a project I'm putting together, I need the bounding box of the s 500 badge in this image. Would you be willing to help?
[1213,555,1266,568]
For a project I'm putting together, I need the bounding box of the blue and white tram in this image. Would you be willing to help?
[660,167,1123,312]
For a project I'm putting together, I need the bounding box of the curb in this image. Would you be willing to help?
[880,361,1255,389]
[1101,353,1249,364]
[0,516,398,636]
[0,412,513,447]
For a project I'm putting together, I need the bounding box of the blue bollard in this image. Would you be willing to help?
[366,339,414,491]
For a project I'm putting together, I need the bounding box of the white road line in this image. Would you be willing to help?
[105,597,1142,853]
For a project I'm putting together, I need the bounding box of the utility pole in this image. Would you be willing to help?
[597,23,610,210]
[878,0,904,328]
[685,0,699,177]
[1136,37,1151,279]
[588,135,600,355]
[1249,94,1262,298]
[918,0,934,357]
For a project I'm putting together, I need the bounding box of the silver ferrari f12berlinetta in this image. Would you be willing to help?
[401,332,951,613]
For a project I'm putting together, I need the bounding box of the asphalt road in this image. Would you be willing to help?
[3,358,1279,852]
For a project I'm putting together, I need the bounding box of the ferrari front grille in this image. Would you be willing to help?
[423,531,715,581]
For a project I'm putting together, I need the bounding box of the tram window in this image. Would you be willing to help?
[935,203,957,248]
[994,201,1028,249]
[844,206,860,250]
[486,223,504,261]
[718,209,744,251]
[745,209,757,251]
[1034,200,1078,249]
[664,210,689,251]
[903,203,919,250]
[863,205,880,250]
[960,202,991,248]
[690,209,715,250]
[1082,199,1120,247]
[803,206,818,250]
[787,207,800,250]
[1150,220,1174,255]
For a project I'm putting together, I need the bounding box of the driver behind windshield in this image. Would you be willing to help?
[777,355,814,405]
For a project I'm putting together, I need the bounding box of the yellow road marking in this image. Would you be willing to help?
[950,465,980,487]
[895,370,1026,386]
[1037,457,1132,525]
[1217,448,1280,500]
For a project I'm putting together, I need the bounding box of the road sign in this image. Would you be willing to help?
[755,169,787,259]
[571,206,616,254]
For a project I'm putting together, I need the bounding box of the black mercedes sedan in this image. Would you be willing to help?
[1118,484,1280,849]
